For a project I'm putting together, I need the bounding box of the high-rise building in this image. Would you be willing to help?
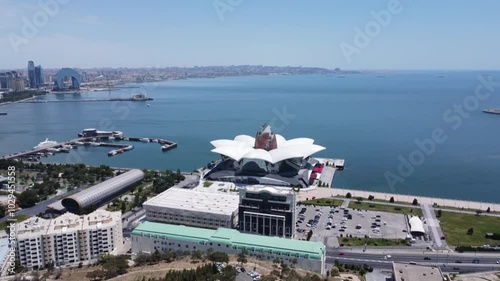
[35,65,44,86]
[28,61,36,88]
[0,71,23,92]
[15,210,123,270]
[238,186,296,238]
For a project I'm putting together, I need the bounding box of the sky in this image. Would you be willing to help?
[0,0,499,70]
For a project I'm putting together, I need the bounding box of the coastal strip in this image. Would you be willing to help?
[298,187,500,212]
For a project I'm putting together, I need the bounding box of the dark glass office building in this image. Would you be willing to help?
[238,187,296,238]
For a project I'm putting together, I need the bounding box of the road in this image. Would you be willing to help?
[421,203,446,248]
[0,183,92,223]
[2,170,200,224]
[327,249,500,273]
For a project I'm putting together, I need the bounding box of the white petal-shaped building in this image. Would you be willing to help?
[204,124,326,188]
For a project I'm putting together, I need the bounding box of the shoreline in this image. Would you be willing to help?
[0,94,46,107]
[298,187,500,212]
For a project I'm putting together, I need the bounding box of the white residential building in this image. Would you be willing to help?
[144,188,239,229]
[15,210,122,270]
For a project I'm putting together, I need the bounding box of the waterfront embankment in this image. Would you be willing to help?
[298,187,500,212]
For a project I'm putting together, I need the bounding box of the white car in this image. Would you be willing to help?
[497,260,500,264]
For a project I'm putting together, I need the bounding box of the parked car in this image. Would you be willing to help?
[424,257,431,260]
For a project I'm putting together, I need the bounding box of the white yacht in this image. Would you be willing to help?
[90,142,100,146]
[140,138,150,143]
[33,138,58,150]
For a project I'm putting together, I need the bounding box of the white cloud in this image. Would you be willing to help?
[73,15,99,25]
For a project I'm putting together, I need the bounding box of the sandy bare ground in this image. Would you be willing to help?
[49,256,319,281]
[453,271,500,281]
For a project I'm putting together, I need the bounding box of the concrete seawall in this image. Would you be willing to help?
[298,187,500,212]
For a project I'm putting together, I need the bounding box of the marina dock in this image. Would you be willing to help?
[2,134,177,160]
[2,138,90,160]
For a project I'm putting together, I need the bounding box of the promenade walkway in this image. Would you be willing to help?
[298,187,500,212]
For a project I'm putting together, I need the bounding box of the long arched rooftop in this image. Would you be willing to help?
[62,169,144,213]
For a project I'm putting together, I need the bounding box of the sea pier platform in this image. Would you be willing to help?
[315,158,345,187]
[2,138,90,160]
[1,135,177,160]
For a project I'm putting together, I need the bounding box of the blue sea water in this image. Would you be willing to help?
[0,72,499,203]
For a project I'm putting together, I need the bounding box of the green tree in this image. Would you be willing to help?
[368,195,374,201]
[467,227,474,235]
[437,209,442,217]
[330,266,340,276]
[208,251,229,263]
[219,265,238,280]
[237,249,248,265]
[412,198,418,205]
[346,192,352,198]
[190,250,203,263]
[17,189,39,208]
[389,197,394,203]
[120,201,127,213]
[486,207,491,213]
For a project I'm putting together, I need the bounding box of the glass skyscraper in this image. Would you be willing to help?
[28,61,36,88]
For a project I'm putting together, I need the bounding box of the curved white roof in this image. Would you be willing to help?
[408,216,425,234]
[210,134,325,164]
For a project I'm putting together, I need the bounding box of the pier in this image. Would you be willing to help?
[2,138,90,160]
[2,135,177,160]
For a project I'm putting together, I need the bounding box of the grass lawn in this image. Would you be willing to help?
[436,206,500,215]
[439,211,500,246]
[339,237,410,247]
[203,181,213,187]
[301,198,343,206]
[348,201,423,217]
[0,215,30,230]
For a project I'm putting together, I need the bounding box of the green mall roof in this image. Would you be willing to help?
[132,221,325,258]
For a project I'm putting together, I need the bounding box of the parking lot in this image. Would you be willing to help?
[296,204,409,247]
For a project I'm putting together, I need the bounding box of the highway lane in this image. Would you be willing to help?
[0,183,93,223]
[327,249,500,265]
[326,256,500,273]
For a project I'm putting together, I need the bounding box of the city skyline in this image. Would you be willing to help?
[0,0,499,70]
